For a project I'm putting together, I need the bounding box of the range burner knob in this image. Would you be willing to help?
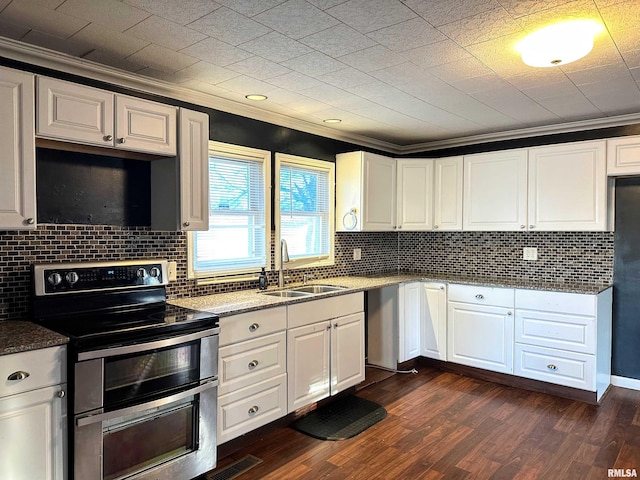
[66,272,79,285]
[47,272,62,287]
[149,267,161,278]
[136,268,147,279]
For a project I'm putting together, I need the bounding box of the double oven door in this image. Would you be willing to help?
[73,327,219,480]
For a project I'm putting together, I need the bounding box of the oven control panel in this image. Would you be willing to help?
[34,260,169,295]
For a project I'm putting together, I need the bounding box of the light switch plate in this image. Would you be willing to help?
[523,247,538,261]
[353,248,362,261]
[168,261,178,281]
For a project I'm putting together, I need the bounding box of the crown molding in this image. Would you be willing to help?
[2,37,640,156]
[0,37,400,153]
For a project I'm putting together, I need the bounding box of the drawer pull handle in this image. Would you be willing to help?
[248,406,259,415]
[248,360,259,369]
[475,294,484,300]
[8,371,29,381]
[249,323,260,332]
[547,364,558,371]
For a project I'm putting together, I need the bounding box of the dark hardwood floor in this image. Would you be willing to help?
[209,367,640,479]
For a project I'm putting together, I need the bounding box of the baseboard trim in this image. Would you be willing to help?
[611,375,640,391]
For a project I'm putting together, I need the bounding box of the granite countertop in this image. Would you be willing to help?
[169,272,611,317]
[0,321,69,356]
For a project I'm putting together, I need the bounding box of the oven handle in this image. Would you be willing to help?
[76,378,218,428]
[77,326,220,361]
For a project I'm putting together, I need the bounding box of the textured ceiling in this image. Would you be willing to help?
[1,0,640,150]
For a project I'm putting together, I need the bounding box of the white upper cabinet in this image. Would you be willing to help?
[463,149,528,231]
[433,156,463,231]
[0,67,36,230]
[37,76,176,156]
[528,141,607,231]
[607,135,640,176]
[336,151,396,231]
[397,159,433,231]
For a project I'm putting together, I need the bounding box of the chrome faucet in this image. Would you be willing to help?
[279,239,290,288]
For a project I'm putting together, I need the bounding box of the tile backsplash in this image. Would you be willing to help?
[0,225,613,320]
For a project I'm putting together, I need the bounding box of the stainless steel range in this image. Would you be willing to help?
[32,259,219,480]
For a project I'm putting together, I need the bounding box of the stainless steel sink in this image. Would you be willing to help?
[262,290,312,298]
[291,285,347,294]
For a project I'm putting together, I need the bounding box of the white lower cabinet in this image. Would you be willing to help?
[447,284,515,374]
[398,282,422,362]
[0,346,67,480]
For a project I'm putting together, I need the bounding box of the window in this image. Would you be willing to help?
[188,142,270,280]
[275,153,335,269]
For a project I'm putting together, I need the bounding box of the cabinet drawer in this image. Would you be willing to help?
[219,307,286,346]
[219,332,286,396]
[515,310,595,354]
[1,346,66,397]
[288,292,364,328]
[448,284,514,308]
[514,343,595,391]
[515,289,596,316]
[218,373,287,444]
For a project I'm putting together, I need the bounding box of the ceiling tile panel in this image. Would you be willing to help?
[317,67,376,88]
[125,16,206,50]
[253,0,339,39]
[178,61,240,83]
[622,49,640,68]
[128,44,199,72]
[0,0,88,38]
[402,40,473,69]
[181,37,253,66]
[240,31,313,62]
[187,7,271,45]
[22,30,90,56]
[516,0,602,34]
[217,74,275,94]
[298,84,355,104]
[267,71,325,91]
[565,62,632,86]
[521,80,584,100]
[402,0,502,27]
[71,24,149,58]
[136,67,194,83]
[216,0,288,17]
[338,45,406,72]
[427,57,494,82]
[180,79,231,96]
[82,50,147,72]
[57,0,150,33]
[536,94,602,120]
[123,0,221,26]
[499,0,576,18]
[450,74,513,94]
[305,0,347,9]
[300,24,377,58]
[505,68,569,90]
[438,7,522,47]
[465,33,533,77]
[326,0,416,33]
[228,56,292,79]
[366,17,447,52]
[281,52,346,76]
[0,18,30,39]
[599,0,640,32]
[613,28,640,53]
[472,87,559,123]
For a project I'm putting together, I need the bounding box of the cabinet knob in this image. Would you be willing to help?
[507,311,512,316]
[104,135,113,142]
[326,325,331,331]
[440,286,445,290]
[183,221,190,227]
[57,390,66,398]
[433,225,439,229]
[547,364,558,371]
[249,323,259,332]
[520,225,525,229]
[248,360,259,370]
[118,137,126,144]
[248,406,259,415]
[25,218,35,225]
[333,323,339,329]
[475,294,484,300]
[7,371,29,381]
[529,225,535,229]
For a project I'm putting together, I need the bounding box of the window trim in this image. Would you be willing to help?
[274,153,335,270]
[187,141,271,281]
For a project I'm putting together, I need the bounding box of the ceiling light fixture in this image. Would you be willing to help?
[516,20,604,68]
[245,94,267,101]
[323,118,342,124]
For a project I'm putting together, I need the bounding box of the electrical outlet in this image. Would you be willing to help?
[168,261,178,281]
[353,248,362,261]
[523,247,538,261]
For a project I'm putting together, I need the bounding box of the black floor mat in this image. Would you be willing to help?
[290,395,387,441]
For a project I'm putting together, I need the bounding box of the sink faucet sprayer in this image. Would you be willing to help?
[279,239,290,287]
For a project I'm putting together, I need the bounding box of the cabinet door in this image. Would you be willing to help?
[287,321,330,413]
[463,150,528,231]
[331,312,365,394]
[179,108,209,231]
[115,95,177,155]
[447,301,514,374]
[36,76,114,147]
[528,141,607,231]
[434,156,463,231]
[0,67,36,229]
[607,135,640,176]
[398,282,422,362]
[0,384,67,480]
[421,283,447,361]
[362,153,396,231]
[396,159,433,231]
